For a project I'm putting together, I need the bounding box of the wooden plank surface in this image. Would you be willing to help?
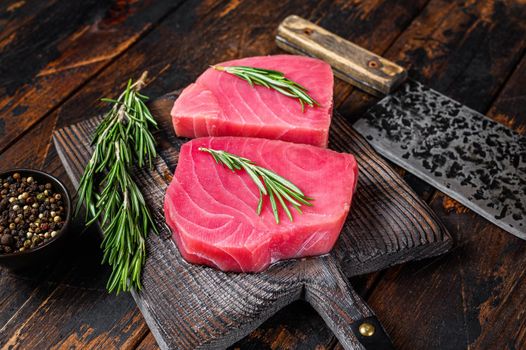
[1,0,526,349]
[0,0,184,154]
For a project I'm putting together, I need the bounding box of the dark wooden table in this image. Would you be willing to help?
[0,1,525,349]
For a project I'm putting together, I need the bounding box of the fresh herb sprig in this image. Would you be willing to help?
[199,147,313,223]
[212,65,319,112]
[76,71,158,294]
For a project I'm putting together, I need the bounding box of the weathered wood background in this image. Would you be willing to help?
[0,0,525,349]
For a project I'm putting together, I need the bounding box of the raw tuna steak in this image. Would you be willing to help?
[171,55,334,147]
[164,137,358,272]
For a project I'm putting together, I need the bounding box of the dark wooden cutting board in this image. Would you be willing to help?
[53,91,452,349]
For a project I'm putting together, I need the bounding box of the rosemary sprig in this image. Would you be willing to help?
[212,65,320,112]
[198,147,313,223]
[76,71,158,294]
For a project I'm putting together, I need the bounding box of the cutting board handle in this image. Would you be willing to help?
[303,256,394,350]
[276,15,407,96]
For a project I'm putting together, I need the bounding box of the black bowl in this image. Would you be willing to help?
[0,169,72,270]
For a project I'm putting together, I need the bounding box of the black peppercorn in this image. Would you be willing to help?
[0,173,66,254]
[1,234,13,245]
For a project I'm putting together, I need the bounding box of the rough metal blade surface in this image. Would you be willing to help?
[353,80,526,239]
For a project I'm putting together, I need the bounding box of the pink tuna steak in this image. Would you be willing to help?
[171,55,334,147]
[164,137,358,272]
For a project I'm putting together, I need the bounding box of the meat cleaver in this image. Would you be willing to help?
[276,15,526,239]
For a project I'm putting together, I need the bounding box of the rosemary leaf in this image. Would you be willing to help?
[198,147,313,224]
[76,71,158,294]
[212,65,319,112]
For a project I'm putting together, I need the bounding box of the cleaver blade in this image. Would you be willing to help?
[353,80,525,239]
[276,15,525,239]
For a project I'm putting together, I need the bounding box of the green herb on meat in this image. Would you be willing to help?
[76,71,158,294]
[211,65,319,112]
[198,147,313,224]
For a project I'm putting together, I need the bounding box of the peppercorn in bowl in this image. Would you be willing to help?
[0,169,71,270]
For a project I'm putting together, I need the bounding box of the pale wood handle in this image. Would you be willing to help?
[276,15,407,96]
[303,257,394,350]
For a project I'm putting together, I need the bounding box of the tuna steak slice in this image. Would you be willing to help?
[170,55,334,147]
[164,137,358,272]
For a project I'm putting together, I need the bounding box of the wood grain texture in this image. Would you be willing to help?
[0,0,184,154]
[136,332,161,350]
[229,300,339,350]
[277,15,407,96]
[1,286,148,349]
[0,0,57,43]
[487,53,526,135]
[0,225,150,350]
[52,90,450,349]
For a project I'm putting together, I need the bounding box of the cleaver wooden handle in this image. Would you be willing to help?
[276,15,407,96]
[304,256,394,350]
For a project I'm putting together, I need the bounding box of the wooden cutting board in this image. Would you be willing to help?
[53,92,452,350]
